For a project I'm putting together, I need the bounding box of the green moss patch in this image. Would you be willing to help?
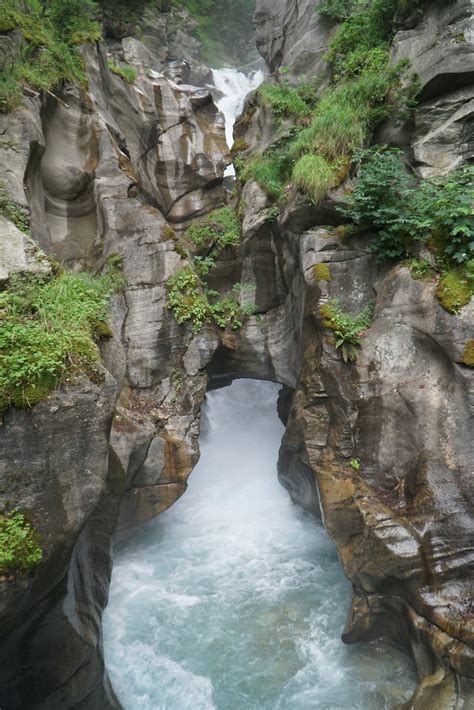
[107,62,137,84]
[0,511,42,576]
[313,263,332,282]
[436,268,474,314]
[461,340,474,367]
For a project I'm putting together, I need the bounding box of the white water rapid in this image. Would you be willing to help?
[103,380,416,709]
[211,68,264,176]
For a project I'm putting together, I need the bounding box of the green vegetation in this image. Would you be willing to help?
[320,298,374,361]
[167,207,255,333]
[0,264,125,413]
[0,511,42,575]
[349,457,361,471]
[461,340,474,367]
[242,0,418,204]
[166,267,209,333]
[0,0,101,113]
[435,268,474,314]
[341,149,474,263]
[186,206,240,252]
[107,62,137,84]
[313,263,332,282]
[259,81,317,123]
[408,259,435,281]
[0,182,30,234]
[293,155,337,204]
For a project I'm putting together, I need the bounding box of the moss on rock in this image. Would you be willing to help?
[436,269,474,314]
[313,263,332,282]
[461,340,474,367]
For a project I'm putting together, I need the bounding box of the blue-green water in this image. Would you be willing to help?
[103,379,417,709]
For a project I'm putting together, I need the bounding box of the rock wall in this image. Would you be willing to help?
[1,0,473,707]
[236,0,474,706]
[0,12,225,705]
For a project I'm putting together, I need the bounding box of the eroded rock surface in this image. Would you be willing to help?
[1,0,473,707]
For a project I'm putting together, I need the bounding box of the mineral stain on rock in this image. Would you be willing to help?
[0,0,473,708]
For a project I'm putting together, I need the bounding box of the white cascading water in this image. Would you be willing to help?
[211,67,264,176]
[103,380,416,709]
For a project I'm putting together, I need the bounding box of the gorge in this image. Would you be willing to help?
[0,1,473,709]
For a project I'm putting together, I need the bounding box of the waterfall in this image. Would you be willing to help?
[211,68,264,176]
[103,380,416,709]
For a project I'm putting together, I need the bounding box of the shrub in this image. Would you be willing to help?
[341,149,474,264]
[166,267,209,333]
[320,298,374,361]
[166,268,254,334]
[408,259,435,281]
[0,511,42,575]
[185,207,240,252]
[259,82,313,122]
[317,0,359,21]
[0,265,125,413]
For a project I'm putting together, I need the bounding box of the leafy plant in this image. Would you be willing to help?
[409,259,435,280]
[341,148,474,264]
[0,511,42,575]
[0,264,125,413]
[166,267,209,334]
[319,298,374,361]
[185,207,240,252]
[349,457,361,471]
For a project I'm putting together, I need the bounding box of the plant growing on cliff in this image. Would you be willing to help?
[107,62,138,84]
[319,298,374,361]
[0,0,100,113]
[167,208,255,333]
[0,182,30,234]
[259,81,318,124]
[185,207,240,253]
[0,264,125,413]
[341,149,474,264]
[0,511,42,575]
[243,0,418,206]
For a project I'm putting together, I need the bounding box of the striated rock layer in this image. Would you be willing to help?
[236,0,474,707]
[0,14,224,706]
[0,0,473,707]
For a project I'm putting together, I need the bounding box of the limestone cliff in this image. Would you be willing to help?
[0,0,473,708]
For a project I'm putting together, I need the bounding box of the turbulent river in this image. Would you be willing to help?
[103,380,416,709]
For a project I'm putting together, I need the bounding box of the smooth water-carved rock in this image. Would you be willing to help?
[0,216,50,282]
[254,0,332,77]
[0,374,120,709]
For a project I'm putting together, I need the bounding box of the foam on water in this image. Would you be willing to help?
[211,68,264,176]
[104,379,416,709]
